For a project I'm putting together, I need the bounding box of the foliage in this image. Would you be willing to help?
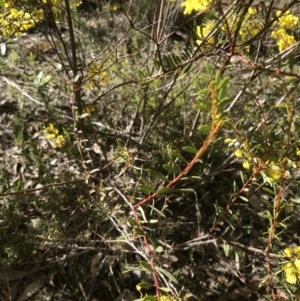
[1,0,300,301]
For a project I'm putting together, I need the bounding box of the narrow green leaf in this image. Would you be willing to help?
[128,218,139,227]
[140,261,154,272]
[205,63,212,76]
[135,228,145,235]
[291,122,295,133]
[218,96,231,107]
[239,196,248,202]
[262,213,273,220]
[235,252,240,271]
[182,146,198,154]
[218,86,227,102]
[195,103,209,111]
[198,125,211,134]
[217,77,229,90]
[198,88,209,95]
[148,205,166,217]
[215,70,221,85]
[291,197,300,204]
[138,207,148,222]
[137,70,145,79]
[138,282,154,289]
[170,151,188,163]
[198,75,209,83]
[288,51,295,72]
[163,164,181,174]
[123,265,147,273]
[156,266,178,283]
[140,184,156,194]
[146,169,168,181]
[158,187,170,194]
[159,287,171,293]
[144,296,157,301]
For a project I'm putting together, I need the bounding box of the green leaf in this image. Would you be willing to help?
[144,296,157,301]
[239,196,248,202]
[163,164,181,174]
[291,197,300,204]
[140,261,154,272]
[146,169,168,181]
[215,70,222,85]
[198,125,211,134]
[217,77,229,90]
[182,146,198,154]
[156,266,178,283]
[123,265,148,273]
[218,86,227,102]
[205,63,212,76]
[218,96,231,107]
[288,51,296,72]
[170,151,188,163]
[262,213,273,220]
[159,287,171,293]
[128,218,139,227]
[138,282,154,289]
[158,187,170,194]
[194,103,210,111]
[140,184,156,194]
[138,207,148,222]
[155,246,164,253]
[148,205,166,217]
[198,75,209,83]
[198,88,209,95]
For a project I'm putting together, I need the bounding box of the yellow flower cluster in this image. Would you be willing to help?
[181,0,210,15]
[43,123,65,148]
[196,20,215,46]
[283,247,300,285]
[84,63,110,89]
[83,105,95,115]
[0,0,82,36]
[226,138,291,183]
[271,10,299,52]
[182,3,298,53]
[0,7,44,36]
[238,8,262,43]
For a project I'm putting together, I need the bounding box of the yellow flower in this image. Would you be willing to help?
[262,163,282,183]
[100,71,110,84]
[277,34,296,52]
[83,105,95,114]
[196,21,215,45]
[43,123,65,148]
[283,247,300,284]
[271,11,298,52]
[277,10,299,29]
[247,7,256,16]
[84,64,110,89]
[54,135,65,148]
[285,247,294,258]
[181,0,210,15]
[234,149,243,158]
[284,262,298,284]
[243,161,251,170]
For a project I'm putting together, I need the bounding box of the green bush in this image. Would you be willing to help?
[1,1,300,300]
